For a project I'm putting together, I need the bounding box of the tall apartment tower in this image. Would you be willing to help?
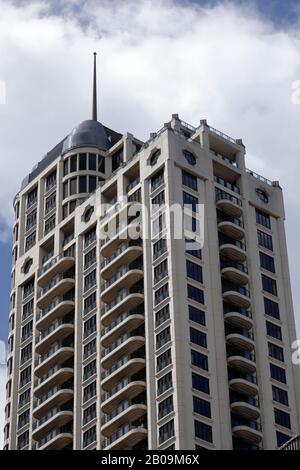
[4,56,300,451]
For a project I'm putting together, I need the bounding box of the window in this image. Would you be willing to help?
[270,363,286,384]
[79,153,87,170]
[154,259,168,284]
[70,177,77,195]
[192,372,210,395]
[98,155,105,173]
[152,190,165,209]
[190,328,207,348]
[256,188,269,203]
[186,260,203,283]
[19,389,31,408]
[266,321,282,341]
[45,193,56,214]
[27,187,37,208]
[70,155,77,172]
[159,419,174,444]
[194,420,213,443]
[22,299,34,320]
[84,314,96,338]
[84,226,96,247]
[262,274,278,296]
[256,208,271,229]
[63,182,68,199]
[19,366,31,387]
[264,297,280,320]
[20,342,32,364]
[268,342,284,362]
[182,170,198,191]
[83,381,96,402]
[83,425,96,447]
[157,372,172,395]
[183,191,198,213]
[84,338,96,359]
[22,258,33,275]
[153,238,167,260]
[83,403,96,425]
[45,170,56,191]
[189,305,205,326]
[150,149,161,166]
[63,159,69,176]
[84,269,96,292]
[156,326,171,350]
[191,349,208,371]
[276,431,291,448]
[151,169,164,192]
[152,213,166,237]
[17,431,29,450]
[26,210,37,230]
[84,247,96,269]
[185,238,202,259]
[83,359,97,381]
[25,232,36,251]
[88,153,96,171]
[183,149,196,165]
[274,408,291,429]
[44,215,55,234]
[79,175,87,193]
[18,409,30,429]
[155,283,169,306]
[155,304,170,327]
[23,279,34,299]
[21,321,33,342]
[157,349,172,372]
[260,252,275,273]
[112,150,123,172]
[187,284,204,305]
[184,214,200,234]
[257,230,273,251]
[89,175,97,192]
[272,385,289,406]
[193,396,211,418]
[158,395,173,419]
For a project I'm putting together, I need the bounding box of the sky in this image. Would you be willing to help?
[1,0,300,447]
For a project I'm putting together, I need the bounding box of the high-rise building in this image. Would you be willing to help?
[4,54,300,451]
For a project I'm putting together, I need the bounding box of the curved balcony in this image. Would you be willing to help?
[101,266,143,304]
[101,334,145,370]
[101,378,146,414]
[100,217,142,258]
[224,308,253,330]
[221,259,248,286]
[227,351,256,374]
[35,342,74,377]
[216,190,243,218]
[38,252,75,288]
[32,408,73,440]
[101,400,146,437]
[217,219,245,240]
[228,375,259,397]
[232,420,262,445]
[101,241,143,280]
[222,282,251,309]
[33,384,74,419]
[34,426,73,450]
[101,289,144,327]
[219,240,247,263]
[101,311,144,348]
[34,365,74,398]
[36,296,75,331]
[226,331,255,352]
[231,399,260,421]
[102,423,147,450]
[35,318,74,354]
[37,274,75,309]
[101,356,146,391]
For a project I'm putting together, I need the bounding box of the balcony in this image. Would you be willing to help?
[222,281,251,309]
[34,364,74,398]
[33,382,74,419]
[101,398,146,436]
[37,273,75,309]
[101,354,146,391]
[101,288,144,327]
[230,393,260,420]
[35,341,74,377]
[101,422,147,450]
[228,372,259,397]
[101,309,144,348]
[215,189,242,218]
[232,418,262,444]
[219,235,247,262]
[100,216,142,258]
[224,306,253,330]
[225,328,255,352]
[101,264,143,304]
[217,216,245,240]
[36,294,75,331]
[101,377,146,414]
[35,317,74,354]
[220,258,248,285]
[38,252,75,288]
[101,331,145,370]
[32,406,73,440]
[101,240,143,280]
[227,350,256,374]
[34,425,73,450]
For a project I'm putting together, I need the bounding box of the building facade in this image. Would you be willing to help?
[3,82,300,450]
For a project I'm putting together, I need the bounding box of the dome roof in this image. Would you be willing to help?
[62,120,110,154]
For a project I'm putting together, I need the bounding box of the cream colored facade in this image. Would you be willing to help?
[4,113,300,450]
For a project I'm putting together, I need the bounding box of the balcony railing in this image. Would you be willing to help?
[38,251,74,277]
[101,308,144,337]
[101,422,147,449]
[211,149,238,167]
[38,293,74,320]
[100,240,142,269]
[216,189,242,207]
[35,380,73,408]
[222,280,250,298]
[214,176,240,194]
[220,257,248,274]
[100,286,143,316]
[36,316,74,344]
[101,328,144,359]
[37,273,74,299]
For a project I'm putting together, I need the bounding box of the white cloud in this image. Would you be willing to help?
[0,0,300,332]
[0,366,6,449]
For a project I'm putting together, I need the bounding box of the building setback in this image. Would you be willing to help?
[3,57,300,450]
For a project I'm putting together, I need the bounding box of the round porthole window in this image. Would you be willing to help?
[183,149,196,166]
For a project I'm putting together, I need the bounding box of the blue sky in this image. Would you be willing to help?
[1,0,300,345]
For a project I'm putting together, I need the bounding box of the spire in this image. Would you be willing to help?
[92,52,97,121]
